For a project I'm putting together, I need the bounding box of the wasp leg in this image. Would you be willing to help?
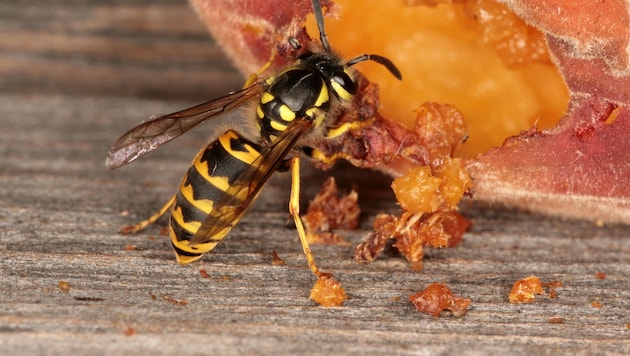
[289,157,332,279]
[243,49,277,88]
[306,118,376,166]
[243,73,260,89]
[120,195,176,234]
[307,149,347,168]
[243,62,270,89]
[325,119,372,139]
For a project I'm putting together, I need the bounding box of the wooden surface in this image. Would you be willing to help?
[1,1,629,355]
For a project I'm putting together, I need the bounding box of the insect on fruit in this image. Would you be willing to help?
[106,0,401,279]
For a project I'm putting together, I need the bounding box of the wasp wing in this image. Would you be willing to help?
[106,83,264,170]
[189,119,313,246]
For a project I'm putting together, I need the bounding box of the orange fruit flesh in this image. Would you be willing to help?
[307,0,569,158]
[392,158,471,213]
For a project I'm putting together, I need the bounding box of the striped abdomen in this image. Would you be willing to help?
[169,130,262,264]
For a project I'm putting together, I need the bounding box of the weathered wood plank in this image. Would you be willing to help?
[1,93,629,355]
[1,1,629,354]
[0,1,242,100]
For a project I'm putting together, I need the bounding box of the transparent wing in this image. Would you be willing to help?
[189,119,313,246]
[106,83,264,170]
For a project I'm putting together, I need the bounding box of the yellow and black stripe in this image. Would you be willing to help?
[169,130,262,264]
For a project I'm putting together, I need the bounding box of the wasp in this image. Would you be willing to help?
[106,0,401,278]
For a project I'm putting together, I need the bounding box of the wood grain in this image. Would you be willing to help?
[1,1,629,354]
[0,0,242,101]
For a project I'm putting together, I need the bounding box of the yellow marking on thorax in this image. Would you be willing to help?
[278,104,296,122]
[304,85,330,129]
[260,92,274,104]
[314,85,329,107]
[270,119,288,132]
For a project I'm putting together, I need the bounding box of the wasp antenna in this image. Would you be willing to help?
[347,54,403,80]
[311,0,331,52]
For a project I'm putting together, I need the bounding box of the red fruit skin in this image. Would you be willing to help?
[467,0,630,223]
[191,0,630,223]
[501,0,630,75]
[467,96,629,223]
[189,0,334,76]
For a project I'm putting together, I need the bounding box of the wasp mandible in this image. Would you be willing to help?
[106,0,401,279]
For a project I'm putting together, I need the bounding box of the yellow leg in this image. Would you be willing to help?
[289,156,327,279]
[308,118,377,166]
[308,149,347,167]
[120,195,176,234]
[242,51,276,88]
[325,119,372,139]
